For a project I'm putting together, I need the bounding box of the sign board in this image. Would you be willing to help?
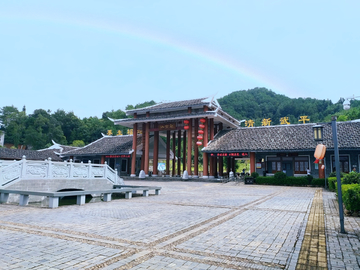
[105,155,131,158]
[158,163,166,171]
[210,152,249,157]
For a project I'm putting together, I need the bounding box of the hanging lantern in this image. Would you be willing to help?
[199,124,205,129]
[199,118,206,123]
[314,144,326,163]
[198,130,204,134]
[196,141,202,146]
[197,135,203,140]
[184,119,190,130]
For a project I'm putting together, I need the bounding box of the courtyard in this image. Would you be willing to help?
[0,180,359,270]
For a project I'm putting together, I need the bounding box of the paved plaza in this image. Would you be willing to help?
[0,180,359,270]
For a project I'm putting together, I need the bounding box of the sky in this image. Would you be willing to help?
[1,1,359,119]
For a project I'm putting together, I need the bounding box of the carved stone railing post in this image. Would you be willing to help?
[104,161,107,179]
[69,159,74,179]
[47,158,53,179]
[88,160,92,178]
[21,156,27,178]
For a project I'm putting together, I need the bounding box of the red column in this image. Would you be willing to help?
[183,130,186,172]
[172,131,176,177]
[187,119,192,176]
[319,159,325,179]
[250,152,256,174]
[101,155,105,165]
[153,123,159,177]
[218,123,223,177]
[209,118,215,178]
[194,118,199,177]
[144,122,150,176]
[177,130,181,176]
[203,117,209,178]
[141,123,145,170]
[131,123,137,177]
[166,130,170,176]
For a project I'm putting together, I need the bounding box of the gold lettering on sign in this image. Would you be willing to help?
[299,116,310,124]
[280,117,290,125]
[261,118,271,126]
[245,119,255,127]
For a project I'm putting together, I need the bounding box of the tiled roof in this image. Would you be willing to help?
[61,135,140,156]
[126,97,218,114]
[203,121,360,153]
[115,111,216,124]
[0,148,62,161]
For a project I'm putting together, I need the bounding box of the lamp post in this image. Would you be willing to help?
[312,125,326,188]
[331,116,346,234]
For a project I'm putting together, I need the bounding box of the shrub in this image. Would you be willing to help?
[306,175,313,184]
[342,172,360,185]
[329,171,345,178]
[285,176,308,186]
[328,177,338,191]
[311,178,325,187]
[251,172,259,179]
[254,176,271,185]
[342,184,360,213]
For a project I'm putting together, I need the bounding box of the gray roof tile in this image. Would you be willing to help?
[204,121,360,152]
[62,135,140,156]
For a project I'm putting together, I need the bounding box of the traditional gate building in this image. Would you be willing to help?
[112,97,242,178]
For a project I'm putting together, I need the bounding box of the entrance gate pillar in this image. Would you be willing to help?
[193,118,199,178]
[187,119,193,176]
[130,122,138,177]
[172,131,176,177]
[153,123,159,177]
[183,130,186,172]
[166,130,170,176]
[144,122,150,176]
[202,117,209,178]
[209,118,215,178]
[177,130,181,176]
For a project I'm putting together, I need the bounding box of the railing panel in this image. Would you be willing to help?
[0,158,123,187]
[0,161,23,187]
[52,163,70,178]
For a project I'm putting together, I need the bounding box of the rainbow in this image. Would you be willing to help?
[1,10,294,97]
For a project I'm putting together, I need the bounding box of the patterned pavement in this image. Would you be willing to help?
[0,180,359,269]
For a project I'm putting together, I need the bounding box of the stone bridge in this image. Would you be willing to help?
[0,156,123,195]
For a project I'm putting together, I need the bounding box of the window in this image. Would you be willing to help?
[121,159,128,172]
[268,157,281,173]
[294,157,309,174]
[332,155,350,173]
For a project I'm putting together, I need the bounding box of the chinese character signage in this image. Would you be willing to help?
[210,152,249,157]
[244,115,311,127]
[280,117,290,125]
[105,155,131,158]
[261,118,271,126]
[159,123,176,130]
[245,119,254,127]
[298,116,310,124]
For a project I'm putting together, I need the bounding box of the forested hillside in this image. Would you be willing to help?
[1,88,359,150]
[218,87,360,126]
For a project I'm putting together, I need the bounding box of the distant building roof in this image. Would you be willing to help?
[203,121,360,153]
[0,148,62,161]
[61,135,138,156]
